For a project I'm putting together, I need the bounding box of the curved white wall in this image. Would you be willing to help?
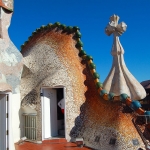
[11,94,21,145]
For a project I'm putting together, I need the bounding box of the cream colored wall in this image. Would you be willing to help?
[11,93,21,144]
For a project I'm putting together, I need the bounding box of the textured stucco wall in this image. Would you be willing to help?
[70,63,145,149]
[20,28,145,150]
[21,30,86,141]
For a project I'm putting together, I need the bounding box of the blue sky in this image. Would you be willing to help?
[9,0,150,83]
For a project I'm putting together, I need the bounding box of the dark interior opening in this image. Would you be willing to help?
[56,88,65,137]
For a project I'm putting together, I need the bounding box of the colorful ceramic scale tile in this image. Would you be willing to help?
[2,0,13,11]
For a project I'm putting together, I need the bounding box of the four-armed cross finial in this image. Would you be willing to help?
[105,14,127,36]
[103,14,146,100]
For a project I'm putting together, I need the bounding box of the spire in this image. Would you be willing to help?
[103,15,146,100]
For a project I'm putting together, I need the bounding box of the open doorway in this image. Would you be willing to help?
[57,88,65,137]
[42,87,65,139]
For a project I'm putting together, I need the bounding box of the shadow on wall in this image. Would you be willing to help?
[69,102,87,142]
[69,59,94,142]
[19,106,37,138]
[19,89,38,138]
[69,60,89,142]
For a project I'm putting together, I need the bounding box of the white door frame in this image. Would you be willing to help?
[0,94,6,150]
[0,92,11,150]
[41,86,66,140]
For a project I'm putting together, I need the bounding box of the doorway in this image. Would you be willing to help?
[42,87,65,139]
[0,94,8,150]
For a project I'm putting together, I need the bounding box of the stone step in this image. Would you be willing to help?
[42,138,67,144]
[58,129,65,136]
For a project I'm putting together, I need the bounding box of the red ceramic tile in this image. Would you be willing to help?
[15,141,92,150]
[43,138,67,144]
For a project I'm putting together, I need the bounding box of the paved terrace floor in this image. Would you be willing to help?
[15,139,93,150]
